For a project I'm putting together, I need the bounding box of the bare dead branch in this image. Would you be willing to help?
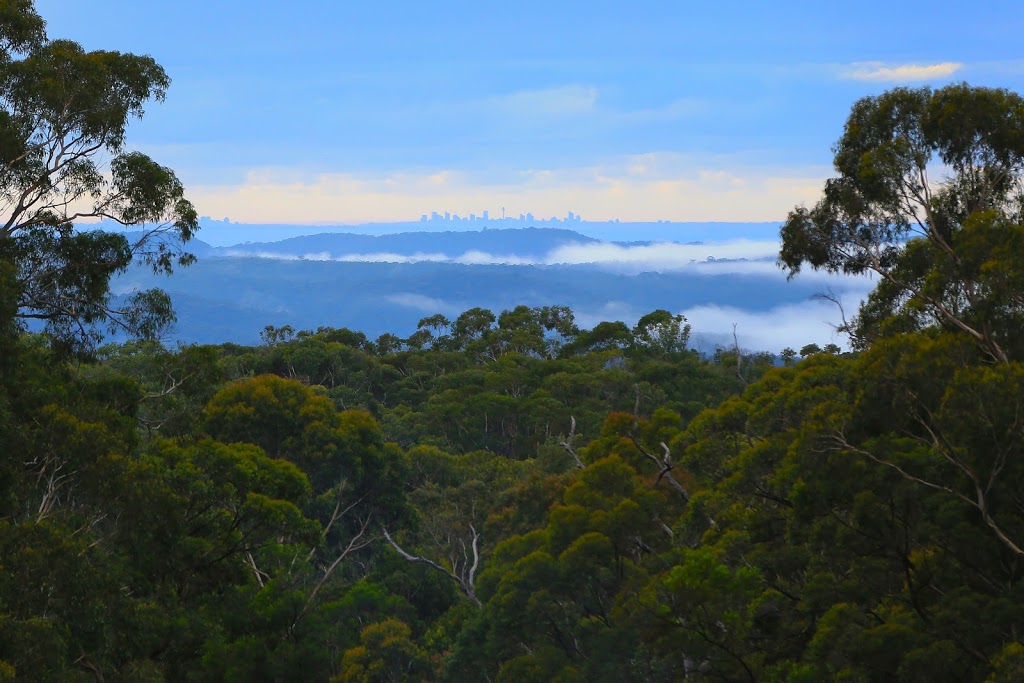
[246,551,268,588]
[139,372,193,401]
[383,527,483,608]
[733,324,746,386]
[630,436,691,503]
[307,514,374,603]
[559,416,585,470]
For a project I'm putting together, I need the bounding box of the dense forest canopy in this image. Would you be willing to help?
[3,2,1024,681]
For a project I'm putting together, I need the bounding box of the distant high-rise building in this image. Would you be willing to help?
[469,213,476,221]
[568,211,575,221]
[431,211,441,221]
[482,210,489,221]
[526,212,534,223]
[421,214,428,222]
[444,212,450,221]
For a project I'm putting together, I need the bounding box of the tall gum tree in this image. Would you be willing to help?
[779,84,1024,363]
[780,84,1024,561]
[0,0,197,353]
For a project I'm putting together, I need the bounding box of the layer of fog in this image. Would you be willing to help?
[224,239,781,270]
[382,292,867,354]
[220,239,874,353]
[684,299,857,354]
[224,240,876,293]
[572,297,862,354]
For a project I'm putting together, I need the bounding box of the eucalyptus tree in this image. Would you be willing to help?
[779,84,1024,362]
[0,0,198,353]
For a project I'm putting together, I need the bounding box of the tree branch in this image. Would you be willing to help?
[383,527,483,608]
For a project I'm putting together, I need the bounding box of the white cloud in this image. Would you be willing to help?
[383,293,462,315]
[452,250,535,265]
[534,294,869,354]
[683,297,863,353]
[221,240,784,268]
[841,61,963,82]
[690,260,879,291]
[573,301,639,330]
[545,240,780,267]
[223,249,300,260]
[223,249,338,261]
[335,251,449,263]
[216,241,882,292]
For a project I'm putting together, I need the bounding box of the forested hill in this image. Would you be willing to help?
[159,218,780,247]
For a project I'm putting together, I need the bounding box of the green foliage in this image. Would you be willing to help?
[334,619,432,683]
[779,84,1024,362]
[632,308,691,357]
[0,0,198,354]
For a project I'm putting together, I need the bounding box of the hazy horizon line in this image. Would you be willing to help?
[191,217,786,227]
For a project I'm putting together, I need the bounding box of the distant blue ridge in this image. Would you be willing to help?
[87,219,782,247]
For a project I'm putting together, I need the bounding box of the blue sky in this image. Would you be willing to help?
[38,0,1024,224]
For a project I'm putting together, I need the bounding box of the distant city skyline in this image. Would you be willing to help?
[37,0,1024,224]
[197,212,723,227]
[420,209,583,224]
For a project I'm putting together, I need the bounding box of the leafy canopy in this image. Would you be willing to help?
[0,0,197,353]
[779,84,1024,361]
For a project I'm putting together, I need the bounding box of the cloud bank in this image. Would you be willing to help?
[841,61,963,82]
[383,293,463,316]
[684,298,858,354]
[545,240,780,266]
[186,155,828,225]
[220,240,878,291]
[224,239,781,268]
